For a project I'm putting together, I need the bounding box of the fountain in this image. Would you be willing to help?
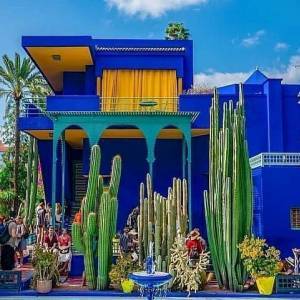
[129,242,172,300]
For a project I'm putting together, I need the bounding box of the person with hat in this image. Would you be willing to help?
[186,229,206,260]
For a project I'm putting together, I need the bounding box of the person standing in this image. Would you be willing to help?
[1,217,17,270]
[36,201,46,245]
[55,203,63,230]
[16,217,27,268]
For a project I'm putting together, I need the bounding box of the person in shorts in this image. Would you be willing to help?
[16,217,27,268]
[36,202,46,245]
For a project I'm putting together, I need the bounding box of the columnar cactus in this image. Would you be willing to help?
[138,173,189,271]
[72,145,122,290]
[204,84,253,292]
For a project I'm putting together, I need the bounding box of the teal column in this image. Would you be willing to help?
[61,133,66,227]
[51,130,59,227]
[185,129,192,231]
[182,138,186,179]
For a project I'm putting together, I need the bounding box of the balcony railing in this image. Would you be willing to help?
[20,96,180,117]
[250,152,300,169]
[100,97,178,112]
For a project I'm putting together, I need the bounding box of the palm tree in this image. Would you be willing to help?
[165,23,190,40]
[0,53,43,214]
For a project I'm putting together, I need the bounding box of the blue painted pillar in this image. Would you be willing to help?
[182,138,186,179]
[51,130,59,227]
[263,79,284,151]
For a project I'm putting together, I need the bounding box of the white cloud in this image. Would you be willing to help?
[274,42,289,51]
[241,30,265,47]
[194,71,250,87]
[105,0,207,18]
[194,54,300,87]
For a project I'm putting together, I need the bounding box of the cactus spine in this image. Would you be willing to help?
[72,145,122,290]
[204,84,253,292]
[138,173,189,270]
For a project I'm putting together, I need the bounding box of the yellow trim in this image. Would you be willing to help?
[177,77,183,95]
[26,46,93,91]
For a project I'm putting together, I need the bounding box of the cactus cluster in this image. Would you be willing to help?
[204,84,253,291]
[138,173,188,271]
[72,145,122,290]
[24,136,38,226]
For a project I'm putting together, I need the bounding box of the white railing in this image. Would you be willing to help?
[100,97,179,112]
[21,99,47,117]
[250,153,300,169]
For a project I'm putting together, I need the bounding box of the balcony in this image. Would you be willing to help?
[21,95,179,117]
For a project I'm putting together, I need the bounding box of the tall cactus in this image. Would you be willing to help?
[72,145,122,290]
[138,173,189,271]
[204,84,253,292]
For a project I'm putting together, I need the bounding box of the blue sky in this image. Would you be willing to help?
[0,0,300,122]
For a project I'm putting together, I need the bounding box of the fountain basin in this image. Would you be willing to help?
[129,271,172,288]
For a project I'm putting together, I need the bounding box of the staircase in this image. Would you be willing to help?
[68,161,87,232]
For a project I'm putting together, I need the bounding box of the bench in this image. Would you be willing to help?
[0,271,22,291]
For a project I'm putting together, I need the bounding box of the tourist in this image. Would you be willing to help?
[0,217,17,270]
[120,226,131,253]
[126,207,139,231]
[57,228,72,282]
[128,229,139,262]
[55,203,63,230]
[36,201,46,245]
[15,217,27,268]
[186,229,206,261]
[74,209,81,223]
[0,216,5,234]
[45,203,52,228]
[44,226,58,253]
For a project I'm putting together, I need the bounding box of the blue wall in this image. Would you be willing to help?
[257,166,300,257]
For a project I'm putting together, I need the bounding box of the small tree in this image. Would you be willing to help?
[165,23,190,40]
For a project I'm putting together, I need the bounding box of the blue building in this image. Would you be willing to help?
[20,36,300,258]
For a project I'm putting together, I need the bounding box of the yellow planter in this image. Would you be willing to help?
[121,279,134,293]
[256,276,275,295]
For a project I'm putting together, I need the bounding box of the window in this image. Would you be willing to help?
[291,208,300,230]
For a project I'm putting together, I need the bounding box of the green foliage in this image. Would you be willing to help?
[238,235,281,278]
[0,189,14,217]
[109,254,141,288]
[165,22,190,40]
[169,235,209,294]
[32,244,59,283]
[204,84,253,291]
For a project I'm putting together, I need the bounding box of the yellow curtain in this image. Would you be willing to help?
[101,70,179,112]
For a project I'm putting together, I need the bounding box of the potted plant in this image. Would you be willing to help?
[109,254,141,293]
[238,235,281,295]
[32,244,59,293]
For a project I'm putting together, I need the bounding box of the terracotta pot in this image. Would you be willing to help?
[121,279,134,293]
[256,276,275,295]
[36,279,52,294]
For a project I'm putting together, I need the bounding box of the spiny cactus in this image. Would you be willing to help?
[72,145,122,290]
[138,173,189,271]
[204,84,253,292]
